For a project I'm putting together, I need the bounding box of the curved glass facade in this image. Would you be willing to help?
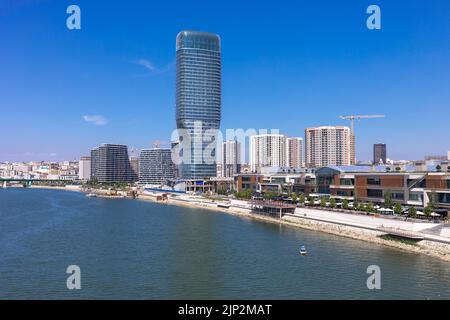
[176,31,221,179]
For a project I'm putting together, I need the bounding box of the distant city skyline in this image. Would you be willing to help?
[1,0,450,162]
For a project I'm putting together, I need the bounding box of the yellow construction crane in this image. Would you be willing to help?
[339,114,386,164]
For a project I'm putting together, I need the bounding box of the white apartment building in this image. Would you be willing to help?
[305,126,351,167]
[286,137,304,168]
[221,140,241,177]
[78,156,91,180]
[250,134,287,172]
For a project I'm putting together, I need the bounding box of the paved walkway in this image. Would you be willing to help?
[291,207,450,244]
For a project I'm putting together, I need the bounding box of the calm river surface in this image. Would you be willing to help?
[1,188,449,299]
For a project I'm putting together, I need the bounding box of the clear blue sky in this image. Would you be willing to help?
[1,0,449,162]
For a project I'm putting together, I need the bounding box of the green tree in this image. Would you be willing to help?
[384,190,393,207]
[307,195,314,206]
[299,193,305,205]
[342,199,349,210]
[263,191,278,200]
[366,202,374,213]
[329,198,336,209]
[436,165,442,172]
[394,202,403,215]
[424,205,433,218]
[408,207,417,218]
[428,191,438,209]
[395,167,401,172]
[356,203,366,211]
[320,196,327,207]
[291,192,298,203]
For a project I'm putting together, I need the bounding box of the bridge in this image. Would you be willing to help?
[0,179,79,188]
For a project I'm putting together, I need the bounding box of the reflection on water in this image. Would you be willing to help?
[0,188,449,299]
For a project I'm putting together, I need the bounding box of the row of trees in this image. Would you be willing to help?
[233,189,439,219]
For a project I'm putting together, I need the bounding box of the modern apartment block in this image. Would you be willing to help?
[139,148,175,184]
[222,140,241,177]
[286,137,304,168]
[250,134,287,172]
[305,126,351,168]
[314,165,450,211]
[373,143,387,164]
[78,156,91,181]
[90,144,137,183]
[175,30,221,179]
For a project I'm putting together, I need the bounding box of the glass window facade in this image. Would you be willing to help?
[139,148,175,184]
[176,31,221,179]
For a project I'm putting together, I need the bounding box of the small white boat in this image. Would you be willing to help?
[299,245,307,255]
[86,193,97,197]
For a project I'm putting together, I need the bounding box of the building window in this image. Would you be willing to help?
[438,193,450,204]
[409,193,423,202]
[367,177,381,185]
[392,192,404,200]
[339,178,354,186]
[367,189,383,198]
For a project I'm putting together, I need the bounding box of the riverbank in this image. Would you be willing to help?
[137,193,450,262]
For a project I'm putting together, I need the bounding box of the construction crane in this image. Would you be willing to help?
[339,114,386,165]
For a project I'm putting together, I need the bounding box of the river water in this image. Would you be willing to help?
[1,188,449,299]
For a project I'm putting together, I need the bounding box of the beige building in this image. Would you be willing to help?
[305,126,351,168]
[78,156,91,180]
[286,137,303,168]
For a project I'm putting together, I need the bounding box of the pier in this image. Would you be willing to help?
[377,227,425,240]
[249,199,296,218]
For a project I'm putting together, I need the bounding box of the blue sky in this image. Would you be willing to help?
[1,0,449,162]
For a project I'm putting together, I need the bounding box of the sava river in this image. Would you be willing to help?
[1,188,449,299]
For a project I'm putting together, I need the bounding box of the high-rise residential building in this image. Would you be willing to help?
[373,143,387,164]
[90,144,137,183]
[139,148,175,184]
[250,134,287,172]
[448,151,450,161]
[222,140,241,177]
[305,126,351,168]
[78,156,91,180]
[175,30,221,179]
[286,137,304,168]
[130,156,139,178]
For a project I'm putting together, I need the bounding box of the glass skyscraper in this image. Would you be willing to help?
[176,30,221,179]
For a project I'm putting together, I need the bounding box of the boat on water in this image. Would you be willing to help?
[86,193,97,197]
[299,245,307,255]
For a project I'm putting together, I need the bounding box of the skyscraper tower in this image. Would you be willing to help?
[175,31,221,179]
